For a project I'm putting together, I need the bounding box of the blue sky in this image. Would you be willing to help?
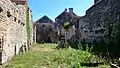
[28,0,94,22]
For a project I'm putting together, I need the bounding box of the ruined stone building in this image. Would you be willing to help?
[0,0,33,64]
[55,8,77,42]
[34,8,79,44]
[73,0,120,56]
[77,0,120,45]
[53,0,120,54]
[35,15,58,43]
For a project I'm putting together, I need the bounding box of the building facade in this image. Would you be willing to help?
[0,0,33,64]
[35,15,58,43]
[55,8,77,42]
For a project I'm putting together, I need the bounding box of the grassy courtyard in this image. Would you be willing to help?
[3,43,110,68]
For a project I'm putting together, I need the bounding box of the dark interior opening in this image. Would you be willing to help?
[0,7,3,13]
[42,25,45,27]
[14,17,17,22]
[7,11,11,17]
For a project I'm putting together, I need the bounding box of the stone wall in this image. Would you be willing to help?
[35,23,58,43]
[79,0,120,44]
[33,24,36,43]
[28,9,34,47]
[0,0,31,64]
[77,0,120,56]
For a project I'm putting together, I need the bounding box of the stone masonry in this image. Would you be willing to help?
[28,8,34,47]
[55,8,76,48]
[78,0,120,45]
[76,0,120,56]
[0,0,33,64]
[35,15,58,43]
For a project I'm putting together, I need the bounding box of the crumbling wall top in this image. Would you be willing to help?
[10,0,27,5]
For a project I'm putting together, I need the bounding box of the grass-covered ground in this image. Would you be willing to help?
[3,43,110,68]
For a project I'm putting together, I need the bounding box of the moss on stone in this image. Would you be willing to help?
[26,8,31,41]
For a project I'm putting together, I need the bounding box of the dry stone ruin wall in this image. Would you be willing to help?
[79,0,120,47]
[28,9,34,46]
[35,23,58,43]
[0,0,31,64]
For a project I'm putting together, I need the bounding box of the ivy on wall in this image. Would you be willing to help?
[63,18,77,31]
[26,8,31,41]
[63,19,72,30]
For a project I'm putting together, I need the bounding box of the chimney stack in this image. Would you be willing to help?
[69,8,73,13]
[64,8,67,13]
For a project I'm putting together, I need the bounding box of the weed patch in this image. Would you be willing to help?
[5,43,110,68]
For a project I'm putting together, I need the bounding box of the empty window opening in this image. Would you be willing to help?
[18,20,20,24]
[7,11,11,17]
[84,30,88,33]
[42,25,45,27]
[0,7,3,13]
[23,23,25,26]
[21,22,25,26]
[14,17,17,22]
[16,3,19,5]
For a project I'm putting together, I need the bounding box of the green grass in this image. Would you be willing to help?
[5,43,110,68]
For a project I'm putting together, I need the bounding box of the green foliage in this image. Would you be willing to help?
[26,9,31,40]
[7,43,109,68]
[63,19,73,29]
[63,22,69,27]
